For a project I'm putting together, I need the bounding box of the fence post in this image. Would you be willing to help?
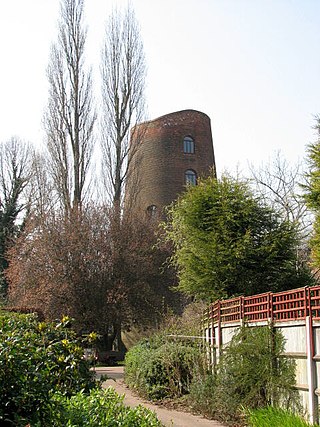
[268,292,273,321]
[306,314,317,423]
[216,301,222,360]
[240,296,244,321]
[306,288,317,423]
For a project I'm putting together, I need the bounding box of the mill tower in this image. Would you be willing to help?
[126,109,216,216]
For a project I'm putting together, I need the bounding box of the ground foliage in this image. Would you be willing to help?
[125,334,201,400]
[165,175,314,300]
[124,308,299,426]
[246,406,320,427]
[125,303,205,400]
[51,387,163,427]
[0,311,164,427]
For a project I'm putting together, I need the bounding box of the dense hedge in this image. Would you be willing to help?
[125,334,201,400]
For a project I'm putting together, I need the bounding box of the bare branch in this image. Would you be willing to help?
[249,151,312,237]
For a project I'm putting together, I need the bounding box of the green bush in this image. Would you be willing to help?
[246,406,319,427]
[0,311,95,426]
[189,325,299,424]
[51,387,163,427]
[125,335,201,400]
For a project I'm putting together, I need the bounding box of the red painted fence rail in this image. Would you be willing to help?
[206,286,320,324]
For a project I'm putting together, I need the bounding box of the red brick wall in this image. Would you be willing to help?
[126,109,216,215]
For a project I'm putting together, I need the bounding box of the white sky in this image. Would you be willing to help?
[0,0,319,176]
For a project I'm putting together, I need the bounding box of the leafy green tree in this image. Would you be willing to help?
[164,175,313,300]
[304,116,320,268]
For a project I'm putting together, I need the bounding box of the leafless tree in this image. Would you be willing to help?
[44,0,96,214]
[100,5,147,209]
[0,137,33,218]
[0,137,34,297]
[250,152,312,236]
[250,152,314,279]
[29,151,56,219]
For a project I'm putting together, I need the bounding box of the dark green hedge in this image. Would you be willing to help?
[125,335,201,400]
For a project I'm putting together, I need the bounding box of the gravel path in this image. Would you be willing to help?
[94,366,226,427]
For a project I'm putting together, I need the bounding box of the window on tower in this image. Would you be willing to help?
[183,136,194,154]
[185,169,197,186]
[146,204,157,218]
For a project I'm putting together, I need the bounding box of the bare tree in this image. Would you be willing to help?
[100,5,146,209]
[250,152,312,236]
[44,0,96,213]
[29,151,56,219]
[0,137,34,297]
[250,152,314,281]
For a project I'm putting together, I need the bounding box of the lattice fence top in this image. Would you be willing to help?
[204,286,320,324]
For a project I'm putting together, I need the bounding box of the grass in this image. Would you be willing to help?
[246,406,320,427]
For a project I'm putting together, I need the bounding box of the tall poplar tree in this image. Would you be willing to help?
[100,5,146,209]
[44,0,96,213]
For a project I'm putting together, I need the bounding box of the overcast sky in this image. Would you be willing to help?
[0,0,319,176]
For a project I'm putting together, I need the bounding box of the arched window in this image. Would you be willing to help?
[183,136,194,154]
[146,204,157,218]
[185,170,197,186]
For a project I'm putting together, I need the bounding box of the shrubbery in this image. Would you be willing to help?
[125,321,300,426]
[189,325,299,424]
[0,311,163,426]
[125,334,201,400]
[51,387,163,427]
[0,311,96,426]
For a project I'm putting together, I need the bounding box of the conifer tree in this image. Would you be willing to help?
[165,175,313,300]
[304,116,320,267]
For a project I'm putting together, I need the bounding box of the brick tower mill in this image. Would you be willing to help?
[125,109,216,217]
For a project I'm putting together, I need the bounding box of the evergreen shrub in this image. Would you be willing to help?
[0,311,95,426]
[125,334,201,400]
[189,325,299,424]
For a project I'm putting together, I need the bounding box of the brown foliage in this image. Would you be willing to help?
[6,206,180,340]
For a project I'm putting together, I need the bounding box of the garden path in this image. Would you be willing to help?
[94,366,226,427]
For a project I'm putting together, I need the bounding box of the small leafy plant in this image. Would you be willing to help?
[51,387,163,427]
